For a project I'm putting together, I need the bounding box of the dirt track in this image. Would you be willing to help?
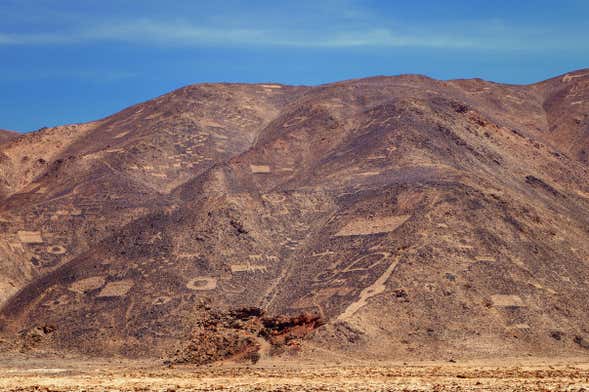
[1,356,589,391]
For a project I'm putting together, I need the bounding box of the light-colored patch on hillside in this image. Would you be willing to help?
[338,256,401,322]
[97,280,135,297]
[574,190,589,199]
[562,73,589,82]
[505,95,524,104]
[357,171,381,176]
[53,209,82,216]
[250,164,271,174]
[312,250,336,257]
[475,256,496,262]
[491,294,526,307]
[46,245,66,255]
[335,215,411,236]
[69,276,106,293]
[104,148,124,153]
[7,242,24,253]
[248,254,279,263]
[230,264,268,273]
[186,277,217,290]
[17,231,43,244]
[260,84,282,89]
[455,244,474,250]
[261,193,286,204]
[199,119,224,128]
[219,280,246,294]
[113,131,129,139]
[152,296,171,305]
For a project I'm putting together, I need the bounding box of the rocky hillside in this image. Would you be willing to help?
[1,70,589,362]
[0,129,18,144]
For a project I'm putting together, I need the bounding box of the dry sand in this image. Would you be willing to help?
[1,355,588,391]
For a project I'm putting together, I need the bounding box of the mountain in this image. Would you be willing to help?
[1,70,589,362]
[0,129,18,144]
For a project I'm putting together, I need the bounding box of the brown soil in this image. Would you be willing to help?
[0,356,588,391]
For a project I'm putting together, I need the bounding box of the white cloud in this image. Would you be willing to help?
[100,21,474,49]
[0,21,503,49]
[300,29,477,49]
[0,8,586,51]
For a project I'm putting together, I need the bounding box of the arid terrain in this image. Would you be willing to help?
[1,355,589,391]
[1,69,589,389]
[0,130,18,144]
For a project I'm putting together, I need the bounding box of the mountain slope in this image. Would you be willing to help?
[0,129,18,144]
[0,84,306,306]
[1,71,589,361]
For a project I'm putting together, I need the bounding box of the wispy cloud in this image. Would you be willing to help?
[84,20,484,49]
[298,28,477,49]
[0,20,531,50]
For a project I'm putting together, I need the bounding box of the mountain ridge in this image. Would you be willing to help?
[1,69,589,362]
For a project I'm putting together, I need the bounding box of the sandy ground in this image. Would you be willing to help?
[0,355,589,391]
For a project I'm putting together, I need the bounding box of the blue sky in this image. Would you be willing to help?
[1,0,588,132]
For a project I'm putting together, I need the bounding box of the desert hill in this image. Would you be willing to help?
[0,129,18,144]
[1,70,589,362]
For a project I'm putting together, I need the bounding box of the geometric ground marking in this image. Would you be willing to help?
[219,281,246,294]
[96,279,135,297]
[7,242,24,252]
[335,215,411,237]
[356,171,381,177]
[230,264,268,273]
[476,256,496,262]
[491,294,526,307]
[248,254,279,263]
[113,131,130,139]
[455,244,474,250]
[69,276,106,294]
[152,296,172,305]
[17,231,44,244]
[261,193,286,204]
[186,277,217,290]
[250,164,271,174]
[341,252,391,273]
[562,73,589,82]
[47,245,67,255]
[337,256,400,322]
